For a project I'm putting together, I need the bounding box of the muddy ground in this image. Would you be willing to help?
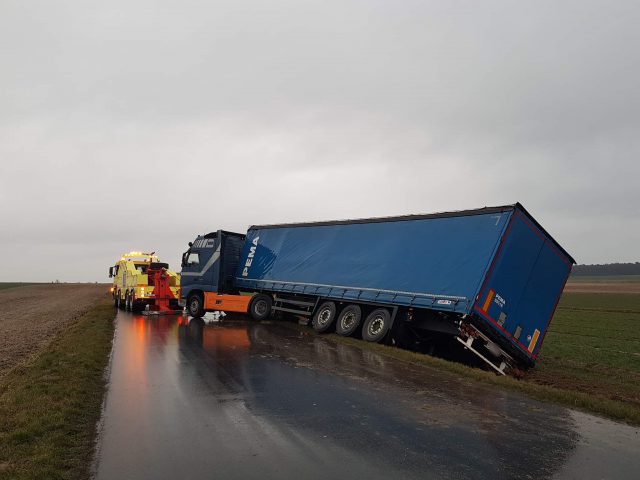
[0,283,108,379]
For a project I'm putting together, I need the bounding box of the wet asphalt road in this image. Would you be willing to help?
[94,311,640,480]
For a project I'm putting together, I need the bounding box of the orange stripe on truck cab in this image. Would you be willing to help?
[204,292,252,313]
[482,289,495,312]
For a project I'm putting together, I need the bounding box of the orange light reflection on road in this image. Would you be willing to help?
[128,316,150,382]
[202,328,250,353]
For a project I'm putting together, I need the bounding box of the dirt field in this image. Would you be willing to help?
[564,282,640,294]
[0,284,108,379]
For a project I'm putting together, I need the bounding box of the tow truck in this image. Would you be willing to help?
[109,251,181,312]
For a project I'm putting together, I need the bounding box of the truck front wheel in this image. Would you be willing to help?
[362,308,391,343]
[125,291,132,311]
[128,291,136,311]
[335,304,362,336]
[249,294,272,321]
[187,294,206,318]
[312,301,337,332]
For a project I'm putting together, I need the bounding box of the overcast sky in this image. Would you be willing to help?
[1,0,638,282]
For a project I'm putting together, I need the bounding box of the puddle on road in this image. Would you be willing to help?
[552,410,640,479]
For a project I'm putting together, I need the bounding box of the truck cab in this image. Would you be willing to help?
[180,231,251,317]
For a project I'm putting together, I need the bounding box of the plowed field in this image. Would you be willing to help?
[0,284,108,378]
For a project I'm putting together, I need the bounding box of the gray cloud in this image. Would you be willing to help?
[1,0,639,281]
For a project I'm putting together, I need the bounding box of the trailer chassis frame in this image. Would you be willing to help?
[456,321,515,375]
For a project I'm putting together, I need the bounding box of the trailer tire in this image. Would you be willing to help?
[335,304,362,336]
[125,291,132,311]
[117,291,125,310]
[187,293,206,318]
[249,294,272,321]
[312,301,337,332]
[362,308,391,343]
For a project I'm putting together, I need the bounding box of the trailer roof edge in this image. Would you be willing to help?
[513,202,576,264]
[249,203,575,264]
[250,205,518,231]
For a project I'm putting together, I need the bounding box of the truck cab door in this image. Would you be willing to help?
[180,249,206,297]
[180,237,220,294]
[182,251,202,279]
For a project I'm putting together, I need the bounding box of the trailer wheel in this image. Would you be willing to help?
[362,308,391,343]
[312,301,337,332]
[249,294,272,321]
[335,304,362,336]
[125,291,131,311]
[187,293,205,318]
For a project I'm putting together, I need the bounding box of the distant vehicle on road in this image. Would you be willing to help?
[109,252,181,312]
[179,204,574,374]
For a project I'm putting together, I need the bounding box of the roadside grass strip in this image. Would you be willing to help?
[279,292,640,426]
[330,333,640,426]
[0,301,115,480]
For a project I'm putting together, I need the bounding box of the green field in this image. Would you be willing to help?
[567,275,640,283]
[529,292,640,410]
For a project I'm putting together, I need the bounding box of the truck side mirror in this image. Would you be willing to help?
[108,267,113,278]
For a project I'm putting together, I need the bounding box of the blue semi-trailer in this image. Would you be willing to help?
[179,203,574,374]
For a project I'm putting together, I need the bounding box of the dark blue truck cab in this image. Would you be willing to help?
[180,204,574,374]
[180,230,249,317]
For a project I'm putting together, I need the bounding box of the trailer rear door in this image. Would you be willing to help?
[473,210,572,360]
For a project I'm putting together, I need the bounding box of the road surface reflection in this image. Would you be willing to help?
[94,312,640,480]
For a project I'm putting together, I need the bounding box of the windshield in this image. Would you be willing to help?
[134,263,149,274]
[183,252,199,267]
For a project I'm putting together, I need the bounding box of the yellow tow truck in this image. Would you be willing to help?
[109,252,181,312]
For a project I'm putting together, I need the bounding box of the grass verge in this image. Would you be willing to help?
[0,300,115,480]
